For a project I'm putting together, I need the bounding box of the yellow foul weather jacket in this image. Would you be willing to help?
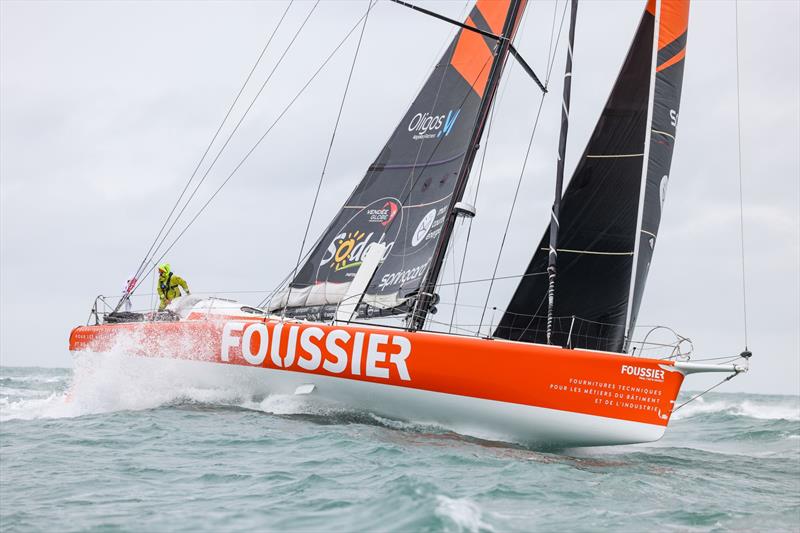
[157,271,189,310]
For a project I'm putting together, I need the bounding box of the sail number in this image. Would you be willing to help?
[669,109,678,127]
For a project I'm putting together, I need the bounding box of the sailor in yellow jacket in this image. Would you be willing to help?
[157,263,190,310]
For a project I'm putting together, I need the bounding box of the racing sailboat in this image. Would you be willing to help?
[69,0,749,447]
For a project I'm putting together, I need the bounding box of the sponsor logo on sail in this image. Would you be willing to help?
[318,197,402,278]
[407,109,461,140]
[659,175,669,210]
[410,206,447,248]
[367,200,399,226]
[326,231,367,272]
[412,209,437,247]
[620,364,665,382]
[669,109,678,127]
[322,231,393,273]
[221,321,412,381]
[378,260,430,290]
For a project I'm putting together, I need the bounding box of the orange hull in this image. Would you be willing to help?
[70,316,684,433]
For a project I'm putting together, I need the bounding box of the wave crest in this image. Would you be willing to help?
[673,396,799,421]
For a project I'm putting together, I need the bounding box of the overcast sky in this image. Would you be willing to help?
[1,0,797,395]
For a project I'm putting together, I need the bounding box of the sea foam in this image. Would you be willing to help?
[672,395,800,421]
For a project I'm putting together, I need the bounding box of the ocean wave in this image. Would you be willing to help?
[434,496,495,533]
[672,396,799,421]
[0,375,65,385]
[238,394,340,417]
[0,353,258,421]
[0,393,74,421]
[0,386,49,398]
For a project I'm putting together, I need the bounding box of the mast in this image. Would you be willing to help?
[410,0,527,331]
[546,0,578,345]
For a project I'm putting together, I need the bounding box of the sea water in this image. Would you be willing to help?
[1,362,798,532]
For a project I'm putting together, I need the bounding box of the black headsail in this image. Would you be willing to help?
[277,0,528,321]
[495,0,689,353]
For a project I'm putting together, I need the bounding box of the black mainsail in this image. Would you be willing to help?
[277,0,527,321]
[495,0,689,352]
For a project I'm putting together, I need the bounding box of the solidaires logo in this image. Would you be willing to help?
[408,109,461,140]
[317,197,403,282]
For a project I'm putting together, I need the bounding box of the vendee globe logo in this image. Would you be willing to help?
[408,109,461,141]
[318,198,403,280]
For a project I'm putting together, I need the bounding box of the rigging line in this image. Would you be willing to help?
[545,0,559,76]
[478,92,548,333]
[479,2,566,337]
[431,221,457,326]
[256,203,337,309]
[450,224,461,329]
[119,1,294,307]
[131,4,375,296]
[672,370,743,413]
[451,3,534,333]
[140,1,320,275]
[258,266,297,309]
[734,0,749,349]
[544,0,569,85]
[388,0,501,41]
[284,0,374,316]
[256,236,318,308]
[685,354,745,363]
[438,271,547,288]
[449,81,501,332]
[129,1,294,287]
[512,290,550,341]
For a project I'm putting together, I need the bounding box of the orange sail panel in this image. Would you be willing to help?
[658,0,689,51]
[450,16,494,98]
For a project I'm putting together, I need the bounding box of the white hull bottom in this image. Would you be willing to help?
[70,351,665,447]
